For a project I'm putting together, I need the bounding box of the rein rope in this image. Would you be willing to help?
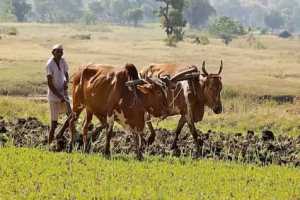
[168,86,183,110]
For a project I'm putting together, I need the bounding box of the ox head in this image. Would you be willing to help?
[201,61,223,114]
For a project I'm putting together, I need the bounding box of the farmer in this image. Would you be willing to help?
[46,44,71,144]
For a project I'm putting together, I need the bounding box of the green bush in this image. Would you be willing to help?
[199,35,210,45]
[81,12,97,25]
[208,16,246,44]
[246,34,266,49]
[255,40,267,49]
[70,33,91,40]
[260,28,268,35]
[192,35,210,45]
[0,26,18,36]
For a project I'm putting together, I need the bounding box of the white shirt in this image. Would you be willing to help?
[46,57,69,102]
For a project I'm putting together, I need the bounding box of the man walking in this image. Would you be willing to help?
[46,44,71,144]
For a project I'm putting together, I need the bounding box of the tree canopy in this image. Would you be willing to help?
[1,0,300,32]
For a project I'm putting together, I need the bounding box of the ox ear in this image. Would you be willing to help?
[218,60,223,75]
[202,61,208,76]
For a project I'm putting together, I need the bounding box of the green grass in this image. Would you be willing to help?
[0,147,299,200]
[0,96,48,123]
[1,95,299,136]
[0,61,46,96]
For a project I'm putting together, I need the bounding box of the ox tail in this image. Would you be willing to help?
[125,63,139,80]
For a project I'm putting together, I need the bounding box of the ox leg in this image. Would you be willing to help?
[146,121,156,146]
[188,122,200,158]
[82,111,93,153]
[134,131,144,161]
[91,123,107,143]
[171,116,186,150]
[104,115,114,158]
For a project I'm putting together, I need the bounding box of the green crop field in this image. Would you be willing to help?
[0,147,299,200]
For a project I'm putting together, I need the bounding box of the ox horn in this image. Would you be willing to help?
[202,61,208,76]
[218,60,223,75]
[171,67,198,82]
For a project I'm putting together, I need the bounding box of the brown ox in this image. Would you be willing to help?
[68,63,190,159]
[141,61,223,156]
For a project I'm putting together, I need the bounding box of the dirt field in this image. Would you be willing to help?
[1,117,299,166]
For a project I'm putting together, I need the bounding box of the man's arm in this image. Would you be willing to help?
[64,72,69,90]
[47,75,65,102]
[63,58,69,89]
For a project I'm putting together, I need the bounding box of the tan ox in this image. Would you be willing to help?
[141,61,223,156]
[68,63,191,159]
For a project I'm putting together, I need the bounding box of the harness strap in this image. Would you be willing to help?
[169,86,183,109]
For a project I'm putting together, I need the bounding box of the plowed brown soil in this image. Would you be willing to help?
[0,116,299,166]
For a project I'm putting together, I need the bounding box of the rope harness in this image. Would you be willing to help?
[169,86,183,110]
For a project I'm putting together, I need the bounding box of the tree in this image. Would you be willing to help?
[111,0,131,24]
[141,3,157,21]
[88,1,106,21]
[275,0,300,32]
[209,16,246,45]
[0,0,16,21]
[264,10,285,31]
[211,0,245,22]
[11,0,31,22]
[185,0,215,28]
[125,8,143,27]
[81,11,97,25]
[157,0,186,42]
[33,0,83,23]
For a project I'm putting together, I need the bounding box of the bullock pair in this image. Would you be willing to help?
[67,61,223,159]
[67,63,197,160]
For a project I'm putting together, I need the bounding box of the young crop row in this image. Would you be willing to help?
[0,147,299,199]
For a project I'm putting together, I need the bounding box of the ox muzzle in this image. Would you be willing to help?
[213,104,222,114]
